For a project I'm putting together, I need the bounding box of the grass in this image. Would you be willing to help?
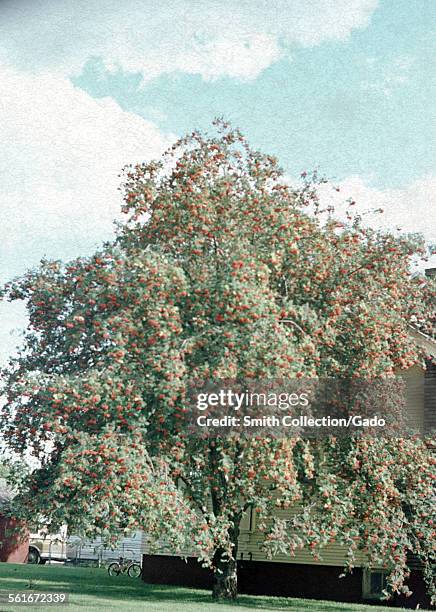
[0,563,415,612]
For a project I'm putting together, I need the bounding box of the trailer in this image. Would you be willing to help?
[67,531,143,565]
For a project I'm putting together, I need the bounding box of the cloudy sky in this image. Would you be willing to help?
[0,0,435,365]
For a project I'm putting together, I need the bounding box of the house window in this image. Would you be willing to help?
[362,569,388,599]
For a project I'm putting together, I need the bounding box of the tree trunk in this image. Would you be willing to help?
[211,522,239,600]
[212,548,238,600]
[208,441,242,600]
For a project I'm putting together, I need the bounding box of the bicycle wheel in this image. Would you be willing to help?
[128,563,141,578]
[108,562,121,576]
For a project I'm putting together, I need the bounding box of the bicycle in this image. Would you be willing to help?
[107,556,142,578]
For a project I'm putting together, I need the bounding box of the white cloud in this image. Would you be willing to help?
[0,301,27,369]
[0,63,172,285]
[0,0,378,82]
[361,54,414,96]
[315,175,436,268]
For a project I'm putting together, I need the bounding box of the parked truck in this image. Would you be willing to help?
[28,526,68,564]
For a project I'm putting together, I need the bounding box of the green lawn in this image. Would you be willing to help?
[0,563,413,612]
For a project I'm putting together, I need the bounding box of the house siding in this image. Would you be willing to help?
[401,364,425,434]
[424,360,436,434]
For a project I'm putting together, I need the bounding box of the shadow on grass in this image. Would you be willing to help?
[0,565,399,611]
